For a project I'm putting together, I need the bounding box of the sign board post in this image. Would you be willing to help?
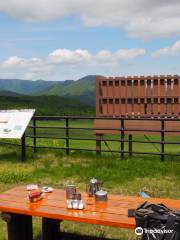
[21,133,26,162]
[0,109,35,161]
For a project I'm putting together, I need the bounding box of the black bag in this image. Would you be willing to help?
[135,201,180,240]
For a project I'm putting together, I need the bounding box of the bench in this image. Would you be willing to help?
[0,186,179,240]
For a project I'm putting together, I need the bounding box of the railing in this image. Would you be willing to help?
[2,115,180,161]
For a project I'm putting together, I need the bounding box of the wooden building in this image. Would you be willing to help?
[95,75,180,135]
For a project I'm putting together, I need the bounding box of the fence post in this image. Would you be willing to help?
[121,118,125,158]
[161,119,165,161]
[66,118,70,155]
[33,118,36,153]
[21,133,26,162]
[96,134,102,156]
[128,134,133,156]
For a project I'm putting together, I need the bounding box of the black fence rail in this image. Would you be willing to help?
[2,115,180,161]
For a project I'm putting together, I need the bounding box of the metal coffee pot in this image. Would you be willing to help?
[87,178,103,197]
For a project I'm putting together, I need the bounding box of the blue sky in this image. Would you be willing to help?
[0,1,180,81]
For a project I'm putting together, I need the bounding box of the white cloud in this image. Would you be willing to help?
[152,40,180,57]
[95,50,112,60]
[1,56,53,74]
[23,73,34,80]
[48,49,92,64]
[47,48,145,65]
[0,48,145,79]
[1,1,180,39]
[114,49,145,61]
[2,48,145,68]
[2,56,42,68]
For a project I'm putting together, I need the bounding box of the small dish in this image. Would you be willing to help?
[42,186,54,193]
[27,184,39,191]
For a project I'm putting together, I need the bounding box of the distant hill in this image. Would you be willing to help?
[0,79,56,95]
[0,75,100,106]
[0,95,94,116]
[39,75,98,106]
[0,90,22,97]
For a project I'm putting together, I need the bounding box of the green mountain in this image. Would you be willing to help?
[0,75,99,106]
[0,79,56,95]
[39,75,98,106]
[0,95,94,116]
[0,90,22,97]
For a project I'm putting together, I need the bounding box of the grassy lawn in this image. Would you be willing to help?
[0,119,180,239]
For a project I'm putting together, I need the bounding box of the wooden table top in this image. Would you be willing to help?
[0,186,179,229]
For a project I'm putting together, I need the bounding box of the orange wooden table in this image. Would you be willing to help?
[0,186,180,240]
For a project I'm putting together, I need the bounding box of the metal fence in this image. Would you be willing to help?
[1,115,180,161]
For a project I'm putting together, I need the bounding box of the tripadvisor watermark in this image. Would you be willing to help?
[135,226,173,236]
[135,227,144,236]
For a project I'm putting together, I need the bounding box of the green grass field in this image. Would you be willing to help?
[0,120,180,239]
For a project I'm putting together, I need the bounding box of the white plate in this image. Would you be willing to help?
[27,184,39,191]
[42,187,54,193]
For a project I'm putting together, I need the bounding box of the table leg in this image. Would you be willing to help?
[42,218,62,240]
[1,213,33,240]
